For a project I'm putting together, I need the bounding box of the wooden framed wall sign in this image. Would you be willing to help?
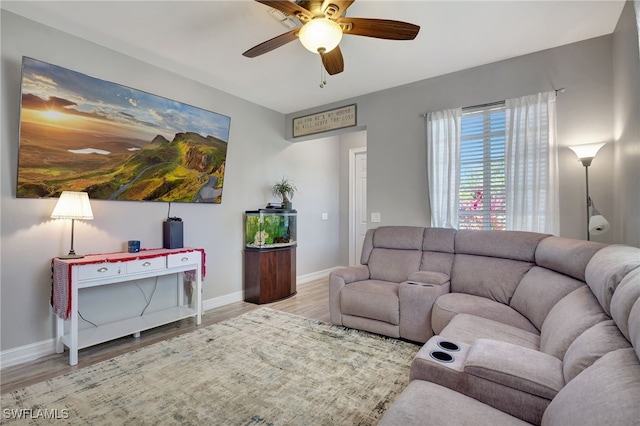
[293,104,357,138]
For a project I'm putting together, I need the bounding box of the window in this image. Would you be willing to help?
[427,91,558,234]
[459,103,506,230]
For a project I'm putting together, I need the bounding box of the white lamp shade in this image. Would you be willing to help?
[298,18,343,54]
[589,214,610,235]
[51,191,94,220]
[568,143,606,160]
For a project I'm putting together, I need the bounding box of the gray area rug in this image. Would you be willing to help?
[1,308,419,425]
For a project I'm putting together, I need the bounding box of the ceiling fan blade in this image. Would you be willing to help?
[338,17,420,40]
[321,46,344,75]
[321,0,355,19]
[242,29,299,58]
[255,0,314,22]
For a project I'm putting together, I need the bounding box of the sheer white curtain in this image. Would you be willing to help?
[427,108,462,228]
[505,91,559,234]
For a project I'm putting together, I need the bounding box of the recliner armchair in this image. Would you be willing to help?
[329,226,455,342]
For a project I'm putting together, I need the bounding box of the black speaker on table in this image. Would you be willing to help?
[163,219,183,249]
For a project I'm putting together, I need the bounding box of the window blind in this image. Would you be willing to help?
[459,103,506,230]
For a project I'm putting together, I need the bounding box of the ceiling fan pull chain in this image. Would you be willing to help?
[319,56,327,88]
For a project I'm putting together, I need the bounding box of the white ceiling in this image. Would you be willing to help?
[2,0,626,114]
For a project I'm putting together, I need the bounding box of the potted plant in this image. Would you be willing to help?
[271,176,297,210]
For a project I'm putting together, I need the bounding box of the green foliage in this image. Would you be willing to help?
[245,215,260,245]
[271,177,297,203]
[17,129,229,203]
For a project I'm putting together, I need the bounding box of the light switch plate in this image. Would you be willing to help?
[371,212,381,223]
[321,213,328,220]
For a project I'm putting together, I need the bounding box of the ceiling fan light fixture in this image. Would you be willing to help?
[298,18,343,54]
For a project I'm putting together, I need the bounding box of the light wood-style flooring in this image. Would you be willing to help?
[1,278,330,395]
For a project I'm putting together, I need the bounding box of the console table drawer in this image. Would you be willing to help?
[78,262,123,281]
[126,257,166,274]
[167,252,200,268]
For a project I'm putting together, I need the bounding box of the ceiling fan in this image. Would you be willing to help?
[242,0,420,76]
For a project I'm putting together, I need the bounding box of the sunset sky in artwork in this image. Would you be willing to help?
[19,57,231,143]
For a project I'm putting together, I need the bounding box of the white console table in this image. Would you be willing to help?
[52,248,203,366]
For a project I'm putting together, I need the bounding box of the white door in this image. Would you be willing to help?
[350,148,367,266]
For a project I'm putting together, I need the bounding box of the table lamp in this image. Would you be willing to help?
[51,191,94,259]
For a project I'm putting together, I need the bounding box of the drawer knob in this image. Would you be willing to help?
[142,262,151,267]
[98,267,108,273]
[181,257,189,262]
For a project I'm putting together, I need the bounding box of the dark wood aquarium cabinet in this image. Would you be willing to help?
[244,210,297,304]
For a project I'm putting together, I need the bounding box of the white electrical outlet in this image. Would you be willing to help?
[371,212,381,223]
[321,213,328,220]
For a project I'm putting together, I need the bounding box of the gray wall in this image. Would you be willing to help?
[287,35,630,244]
[613,1,640,247]
[0,11,340,352]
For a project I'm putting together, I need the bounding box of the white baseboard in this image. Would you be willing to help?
[297,266,341,284]
[200,267,339,311]
[202,290,244,312]
[1,267,340,368]
[1,338,57,369]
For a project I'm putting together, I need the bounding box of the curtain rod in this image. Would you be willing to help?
[420,88,565,118]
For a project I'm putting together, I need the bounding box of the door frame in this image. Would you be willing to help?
[349,147,367,266]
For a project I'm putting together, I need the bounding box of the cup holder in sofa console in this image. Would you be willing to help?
[437,341,460,352]
[430,351,454,363]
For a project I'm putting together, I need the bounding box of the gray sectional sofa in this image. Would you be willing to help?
[329,226,640,425]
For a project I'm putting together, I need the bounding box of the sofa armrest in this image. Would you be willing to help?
[399,281,451,343]
[464,338,565,400]
[329,266,371,326]
[330,265,370,284]
[408,271,450,285]
[410,336,564,424]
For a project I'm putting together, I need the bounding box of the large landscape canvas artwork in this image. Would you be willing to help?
[17,57,231,203]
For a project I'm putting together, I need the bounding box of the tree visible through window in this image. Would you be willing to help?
[459,103,506,230]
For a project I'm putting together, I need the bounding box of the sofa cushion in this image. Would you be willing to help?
[360,229,375,265]
[439,314,540,350]
[541,348,640,426]
[432,293,538,334]
[368,248,422,283]
[422,227,456,253]
[361,226,425,266]
[341,280,399,324]
[540,286,609,359]
[373,226,425,250]
[420,251,455,275]
[510,266,584,331]
[534,236,605,281]
[378,380,531,426]
[562,320,631,382]
[611,268,640,340]
[585,244,640,315]
[454,229,547,262]
[451,254,533,304]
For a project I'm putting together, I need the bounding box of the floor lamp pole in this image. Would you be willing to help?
[582,161,592,241]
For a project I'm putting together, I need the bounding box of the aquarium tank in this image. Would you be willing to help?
[245,209,297,249]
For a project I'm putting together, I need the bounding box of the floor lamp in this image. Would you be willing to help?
[568,143,610,241]
[51,191,94,259]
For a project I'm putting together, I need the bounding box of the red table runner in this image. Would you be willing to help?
[51,248,206,320]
